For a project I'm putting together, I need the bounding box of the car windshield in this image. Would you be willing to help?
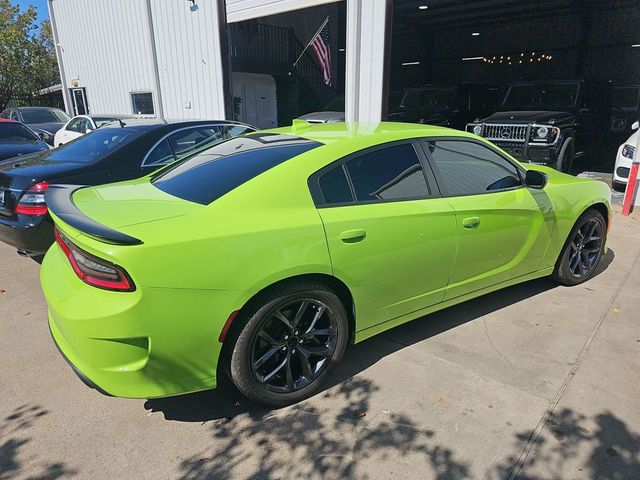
[612,88,640,109]
[502,83,580,109]
[47,128,138,163]
[0,123,39,142]
[20,109,70,124]
[93,118,124,128]
[152,133,321,205]
[398,88,454,112]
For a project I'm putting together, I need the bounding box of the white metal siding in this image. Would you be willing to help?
[226,0,341,23]
[49,0,158,115]
[150,1,226,120]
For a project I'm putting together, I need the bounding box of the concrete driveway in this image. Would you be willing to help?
[1,206,639,479]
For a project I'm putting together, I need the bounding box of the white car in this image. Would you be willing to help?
[613,129,639,192]
[296,111,345,124]
[53,114,134,147]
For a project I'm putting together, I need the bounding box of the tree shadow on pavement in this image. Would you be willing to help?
[169,387,639,479]
[490,407,640,480]
[177,376,471,480]
[0,404,77,480]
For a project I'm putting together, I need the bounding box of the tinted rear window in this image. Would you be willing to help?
[21,109,69,123]
[47,128,139,163]
[0,123,39,142]
[152,133,321,205]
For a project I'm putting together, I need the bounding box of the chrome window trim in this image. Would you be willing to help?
[140,122,255,168]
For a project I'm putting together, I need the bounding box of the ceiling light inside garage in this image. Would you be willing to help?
[401,61,421,65]
[472,32,480,36]
[632,44,640,47]
[462,56,484,61]
[418,5,428,9]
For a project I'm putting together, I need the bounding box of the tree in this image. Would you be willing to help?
[0,0,60,110]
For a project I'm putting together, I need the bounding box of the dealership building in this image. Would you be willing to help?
[48,0,639,171]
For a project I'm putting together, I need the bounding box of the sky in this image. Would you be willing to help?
[14,0,49,23]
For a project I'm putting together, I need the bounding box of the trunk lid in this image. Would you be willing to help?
[0,151,75,216]
[0,141,49,161]
[67,178,202,231]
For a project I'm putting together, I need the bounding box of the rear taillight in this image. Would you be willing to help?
[15,181,48,215]
[54,228,135,292]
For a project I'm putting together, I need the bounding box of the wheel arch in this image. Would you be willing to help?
[218,273,357,376]
[585,201,610,228]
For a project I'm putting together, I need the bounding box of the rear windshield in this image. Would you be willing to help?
[47,128,138,163]
[152,133,321,205]
[93,118,124,128]
[0,123,39,142]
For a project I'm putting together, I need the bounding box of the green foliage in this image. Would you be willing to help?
[0,0,60,110]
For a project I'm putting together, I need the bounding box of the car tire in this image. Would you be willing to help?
[611,179,626,193]
[555,138,575,174]
[228,281,349,407]
[552,209,606,286]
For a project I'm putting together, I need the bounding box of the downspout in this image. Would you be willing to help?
[216,0,233,120]
[48,0,72,115]
[145,0,165,118]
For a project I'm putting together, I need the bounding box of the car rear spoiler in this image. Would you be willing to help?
[45,185,143,246]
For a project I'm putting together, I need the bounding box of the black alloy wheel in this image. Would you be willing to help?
[229,282,348,406]
[553,209,606,285]
[250,298,338,393]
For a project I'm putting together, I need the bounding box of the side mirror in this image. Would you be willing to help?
[632,121,639,131]
[37,132,48,140]
[85,128,92,134]
[525,170,548,189]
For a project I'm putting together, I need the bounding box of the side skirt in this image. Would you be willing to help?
[353,267,554,343]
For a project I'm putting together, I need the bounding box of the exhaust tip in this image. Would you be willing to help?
[17,249,36,257]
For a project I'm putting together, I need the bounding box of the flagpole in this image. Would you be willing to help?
[292,16,329,68]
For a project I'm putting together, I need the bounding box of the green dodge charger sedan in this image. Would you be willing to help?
[41,122,611,406]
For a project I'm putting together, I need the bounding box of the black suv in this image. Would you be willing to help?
[609,85,640,144]
[389,83,502,130]
[467,80,612,172]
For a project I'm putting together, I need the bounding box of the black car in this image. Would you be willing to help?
[467,80,612,172]
[0,119,255,256]
[0,120,50,161]
[389,83,502,130]
[1,107,71,146]
[609,85,640,143]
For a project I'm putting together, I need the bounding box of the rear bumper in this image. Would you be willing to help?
[0,213,53,254]
[41,243,247,399]
[48,321,112,396]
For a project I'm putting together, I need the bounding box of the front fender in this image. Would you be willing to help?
[529,166,611,267]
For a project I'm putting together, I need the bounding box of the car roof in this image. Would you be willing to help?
[85,114,135,119]
[267,121,475,146]
[14,106,64,111]
[96,118,253,133]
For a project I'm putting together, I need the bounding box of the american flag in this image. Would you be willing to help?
[310,19,332,86]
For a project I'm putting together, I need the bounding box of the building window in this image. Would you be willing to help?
[131,92,154,116]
